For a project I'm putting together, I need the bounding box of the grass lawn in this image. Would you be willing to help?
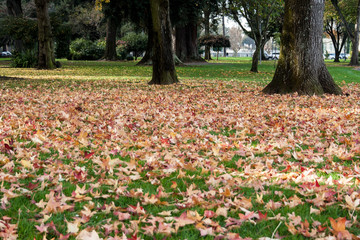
[0,58,359,240]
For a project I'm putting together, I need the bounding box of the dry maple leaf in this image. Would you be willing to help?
[329,217,352,240]
[76,229,103,240]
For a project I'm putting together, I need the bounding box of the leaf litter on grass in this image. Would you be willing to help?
[0,78,360,240]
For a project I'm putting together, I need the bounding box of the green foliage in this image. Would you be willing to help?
[69,38,105,60]
[116,40,128,60]
[68,3,105,41]
[10,50,38,68]
[325,51,330,59]
[121,32,148,60]
[0,17,38,50]
[50,14,73,59]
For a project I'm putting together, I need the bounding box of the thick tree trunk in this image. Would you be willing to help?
[104,17,117,61]
[6,0,22,16]
[175,26,187,61]
[175,24,203,62]
[263,0,342,95]
[35,0,56,69]
[186,24,201,61]
[204,9,212,60]
[7,0,23,52]
[149,0,179,85]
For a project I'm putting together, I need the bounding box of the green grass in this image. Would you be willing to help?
[1,57,359,85]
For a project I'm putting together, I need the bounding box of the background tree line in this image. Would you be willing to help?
[0,0,359,93]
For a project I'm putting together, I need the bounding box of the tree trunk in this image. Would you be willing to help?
[204,8,212,60]
[222,14,226,57]
[263,0,342,95]
[175,23,203,62]
[6,0,22,16]
[251,46,260,72]
[175,26,187,61]
[250,36,264,72]
[350,0,360,66]
[148,0,179,85]
[186,23,201,61]
[7,0,23,52]
[35,0,56,69]
[104,17,117,61]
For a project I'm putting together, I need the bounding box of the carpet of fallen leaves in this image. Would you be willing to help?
[0,79,360,240]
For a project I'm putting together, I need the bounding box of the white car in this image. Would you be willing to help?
[1,51,12,57]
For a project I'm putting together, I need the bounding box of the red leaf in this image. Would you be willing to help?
[26,182,39,190]
[84,152,95,159]
[281,165,291,173]
[258,211,267,220]
[315,180,320,188]
[204,210,215,218]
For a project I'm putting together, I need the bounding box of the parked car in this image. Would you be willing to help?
[263,52,279,60]
[263,52,272,60]
[328,53,335,60]
[339,53,349,60]
[1,51,12,57]
[271,52,280,60]
[328,53,348,60]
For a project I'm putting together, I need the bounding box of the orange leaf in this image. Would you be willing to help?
[329,217,346,232]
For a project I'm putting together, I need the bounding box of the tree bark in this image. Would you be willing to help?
[175,26,187,61]
[251,46,260,72]
[104,17,118,61]
[148,0,179,85]
[7,0,23,52]
[6,0,22,16]
[263,0,342,95]
[204,8,212,60]
[175,23,203,62]
[35,0,56,69]
[351,0,360,66]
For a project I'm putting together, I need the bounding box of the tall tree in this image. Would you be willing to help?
[35,0,56,69]
[228,0,284,72]
[201,0,221,60]
[229,26,243,57]
[171,0,203,62]
[149,0,179,84]
[324,1,348,63]
[331,0,360,66]
[324,18,347,62]
[263,0,342,95]
[6,0,23,52]
[103,0,122,61]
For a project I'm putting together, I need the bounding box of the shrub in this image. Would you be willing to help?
[126,55,134,61]
[116,40,128,60]
[10,50,38,68]
[121,32,147,60]
[69,38,105,60]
